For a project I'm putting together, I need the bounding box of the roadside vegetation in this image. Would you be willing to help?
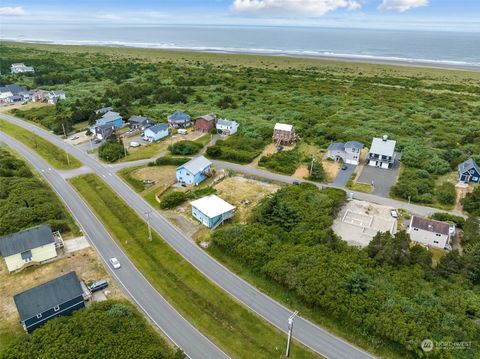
[210,183,480,358]
[98,134,127,162]
[0,120,81,169]
[69,173,316,359]
[1,301,180,359]
[0,148,78,236]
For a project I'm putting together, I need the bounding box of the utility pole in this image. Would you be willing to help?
[145,211,153,242]
[309,156,316,178]
[123,140,127,158]
[61,123,71,167]
[285,311,298,357]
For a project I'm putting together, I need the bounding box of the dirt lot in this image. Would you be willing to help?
[132,165,177,196]
[0,247,124,335]
[213,176,280,223]
[322,160,340,182]
[0,101,49,114]
[292,165,309,179]
[332,199,397,247]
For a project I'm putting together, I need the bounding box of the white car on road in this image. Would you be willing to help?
[109,257,121,269]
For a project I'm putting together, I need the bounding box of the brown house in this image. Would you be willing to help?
[195,114,217,132]
[272,123,295,145]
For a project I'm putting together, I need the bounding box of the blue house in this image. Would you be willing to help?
[94,111,124,129]
[14,271,85,333]
[176,156,212,186]
[191,195,235,229]
[458,158,480,184]
[144,123,169,142]
[168,111,191,128]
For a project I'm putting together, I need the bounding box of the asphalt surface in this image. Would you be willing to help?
[0,131,228,359]
[357,160,401,197]
[1,115,377,358]
[332,164,356,188]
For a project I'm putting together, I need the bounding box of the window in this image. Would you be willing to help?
[54,305,60,312]
[436,233,441,237]
[434,240,439,244]
[36,313,42,319]
[413,228,418,231]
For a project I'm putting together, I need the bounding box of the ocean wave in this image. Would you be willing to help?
[2,36,480,69]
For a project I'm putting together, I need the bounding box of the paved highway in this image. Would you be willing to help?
[1,113,376,359]
[0,131,229,359]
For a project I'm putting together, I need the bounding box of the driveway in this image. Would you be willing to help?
[357,157,400,197]
[332,164,356,187]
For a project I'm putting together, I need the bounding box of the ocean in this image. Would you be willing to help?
[2,24,480,69]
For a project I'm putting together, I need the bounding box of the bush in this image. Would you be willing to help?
[431,212,465,229]
[160,191,187,209]
[153,156,191,166]
[168,141,203,155]
[436,182,456,205]
[206,134,267,164]
[98,136,126,162]
[461,187,480,214]
[258,149,300,175]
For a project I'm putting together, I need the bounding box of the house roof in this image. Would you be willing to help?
[168,111,190,122]
[190,195,235,218]
[0,224,54,257]
[327,142,345,151]
[6,84,26,95]
[345,141,364,150]
[369,137,396,157]
[11,63,25,67]
[95,106,113,114]
[101,111,122,121]
[49,90,65,96]
[178,156,212,175]
[147,123,169,133]
[14,272,83,321]
[217,119,238,127]
[274,123,293,132]
[0,87,12,94]
[196,114,216,122]
[411,216,452,236]
[458,158,480,174]
[128,115,150,124]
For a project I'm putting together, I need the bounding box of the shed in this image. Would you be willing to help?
[191,195,235,229]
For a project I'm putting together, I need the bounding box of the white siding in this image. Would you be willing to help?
[3,243,57,272]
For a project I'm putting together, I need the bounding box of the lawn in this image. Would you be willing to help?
[69,173,317,359]
[0,120,81,170]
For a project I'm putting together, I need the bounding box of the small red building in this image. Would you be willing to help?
[195,114,216,132]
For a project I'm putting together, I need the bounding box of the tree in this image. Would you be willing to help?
[343,268,370,294]
[461,187,480,214]
[308,157,326,182]
[160,191,187,209]
[98,135,126,162]
[436,182,456,205]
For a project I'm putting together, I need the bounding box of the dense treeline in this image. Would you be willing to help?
[211,184,480,358]
[1,301,181,359]
[0,148,76,235]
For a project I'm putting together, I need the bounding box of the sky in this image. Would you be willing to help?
[0,1,479,31]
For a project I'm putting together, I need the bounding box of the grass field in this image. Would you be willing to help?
[0,120,81,169]
[69,173,318,359]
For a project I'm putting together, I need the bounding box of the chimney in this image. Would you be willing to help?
[382,135,388,142]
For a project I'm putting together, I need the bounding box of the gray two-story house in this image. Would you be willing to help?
[14,271,85,333]
[326,141,364,165]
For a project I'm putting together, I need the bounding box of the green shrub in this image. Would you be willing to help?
[168,140,203,155]
[436,182,456,205]
[98,136,126,162]
[461,187,480,214]
[206,134,267,164]
[160,191,188,209]
[258,149,300,175]
[153,156,191,166]
[431,212,465,229]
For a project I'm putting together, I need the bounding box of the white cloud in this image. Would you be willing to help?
[0,6,26,16]
[378,0,428,12]
[230,0,360,17]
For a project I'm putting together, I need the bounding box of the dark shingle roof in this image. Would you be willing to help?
[458,158,479,174]
[168,111,190,122]
[0,224,54,257]
[148,123,169,133]
[128,115,150,124]
[411,216,452,235]
[196,114,216,122]
[327,142,345,151]
[5,84,26,95]
[345,141,364,150]
[14,272,83,321]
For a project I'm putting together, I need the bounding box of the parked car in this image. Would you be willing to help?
[130,141,140,148]
[390,209,399,219]
[70,136,79,140]
[109,257,121,269]
[292,180,301,185]
[341,164,348,170]
[94,138,102,144]
[89,279,109,292]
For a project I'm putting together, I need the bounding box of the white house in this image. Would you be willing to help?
[11,63,34,74]
[47,91,66,104]
[0,87,13,101]
[144,123,169,142]
[191,195,235,229]
[408,216,455,250]
[0,225,58,272]
[216,119,239,136]
[367,135,396,169]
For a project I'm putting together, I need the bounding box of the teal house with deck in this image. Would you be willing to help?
[190,195,235,229]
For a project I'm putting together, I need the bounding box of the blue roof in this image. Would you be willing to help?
[168,111,191,122]
[148,123,169,133]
